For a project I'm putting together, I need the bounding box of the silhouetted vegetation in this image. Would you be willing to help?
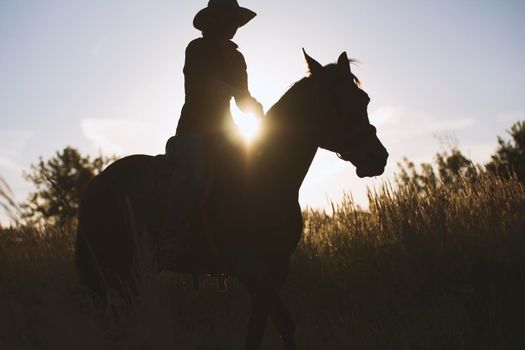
[20,147,113,226]
[396,147,477,192]
[486,120,525,183]
[0,176,20,226]
[397,120,525,192]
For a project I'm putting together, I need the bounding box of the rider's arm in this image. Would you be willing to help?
[232,52,264,118]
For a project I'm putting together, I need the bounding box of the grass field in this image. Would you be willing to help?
[1,171,524,349]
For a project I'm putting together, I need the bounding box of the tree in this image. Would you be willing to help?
[21,147,113,226]
[396,158,437,192]
[486,121,525,183]
[396,147,476,192]
[435,147,477,185]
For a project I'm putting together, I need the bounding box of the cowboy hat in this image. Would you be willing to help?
[193,0,256,31]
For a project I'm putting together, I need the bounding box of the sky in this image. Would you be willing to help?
[1,0,524,223]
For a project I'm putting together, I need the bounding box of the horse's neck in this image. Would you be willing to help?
[253,84,318,200]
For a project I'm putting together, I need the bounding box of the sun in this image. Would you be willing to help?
[230,100,262,143]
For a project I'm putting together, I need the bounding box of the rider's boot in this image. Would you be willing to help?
[158,169,194,260]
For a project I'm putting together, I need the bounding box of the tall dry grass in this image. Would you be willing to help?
[294,172,525,349]
[0,171,524,349]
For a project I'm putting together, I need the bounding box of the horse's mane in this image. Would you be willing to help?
[265,62,361,123]
[267,77,310,116]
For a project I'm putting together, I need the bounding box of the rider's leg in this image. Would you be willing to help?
[161,133,208,251]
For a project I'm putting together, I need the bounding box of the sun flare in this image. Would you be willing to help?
[230,100,262,143]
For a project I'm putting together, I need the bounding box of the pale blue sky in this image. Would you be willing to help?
[1,0,524,222]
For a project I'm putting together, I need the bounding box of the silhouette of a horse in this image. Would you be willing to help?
[75,50,388,350]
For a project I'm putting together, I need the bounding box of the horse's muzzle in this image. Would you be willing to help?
[340,149,387,178]
[356,164,385,178]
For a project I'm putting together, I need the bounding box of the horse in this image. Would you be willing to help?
[75,50,388,350]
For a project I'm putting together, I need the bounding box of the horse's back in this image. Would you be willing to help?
[78,154,166,226]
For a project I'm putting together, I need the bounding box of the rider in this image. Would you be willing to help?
[161,0,264,252]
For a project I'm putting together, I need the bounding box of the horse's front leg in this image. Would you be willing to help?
[245,296,268,349]
[237,254,298,350]
[246,292,297,350]
[267,293,297,350]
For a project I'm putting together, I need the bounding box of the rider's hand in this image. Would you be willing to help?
[253,100,265,119]
[235,95,265,118]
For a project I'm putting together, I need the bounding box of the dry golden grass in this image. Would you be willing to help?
[1,171,524,349]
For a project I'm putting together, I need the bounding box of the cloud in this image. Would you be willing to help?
[0,129,33,176]
[370,106,475,137]
[0,156,23,174]
[81,118,150,155]
[0,130,33,156]
[368,105,478,163]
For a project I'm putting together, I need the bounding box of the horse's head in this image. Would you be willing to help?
[303,50,388,178]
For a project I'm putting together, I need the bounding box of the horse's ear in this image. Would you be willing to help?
[303,48,323,75]
[337,51,351,74]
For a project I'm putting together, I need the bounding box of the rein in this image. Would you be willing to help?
[306,76,376,158]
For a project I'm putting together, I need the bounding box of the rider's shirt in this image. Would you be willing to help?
[176,37,256,137]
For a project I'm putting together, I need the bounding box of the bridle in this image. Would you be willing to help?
[307,76,376,160]
[336,124,377,160]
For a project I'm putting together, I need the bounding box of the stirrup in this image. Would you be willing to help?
[212,273,228,293]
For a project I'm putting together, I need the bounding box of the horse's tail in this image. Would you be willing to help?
[75,155,158,302]
[75,174,112,301]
